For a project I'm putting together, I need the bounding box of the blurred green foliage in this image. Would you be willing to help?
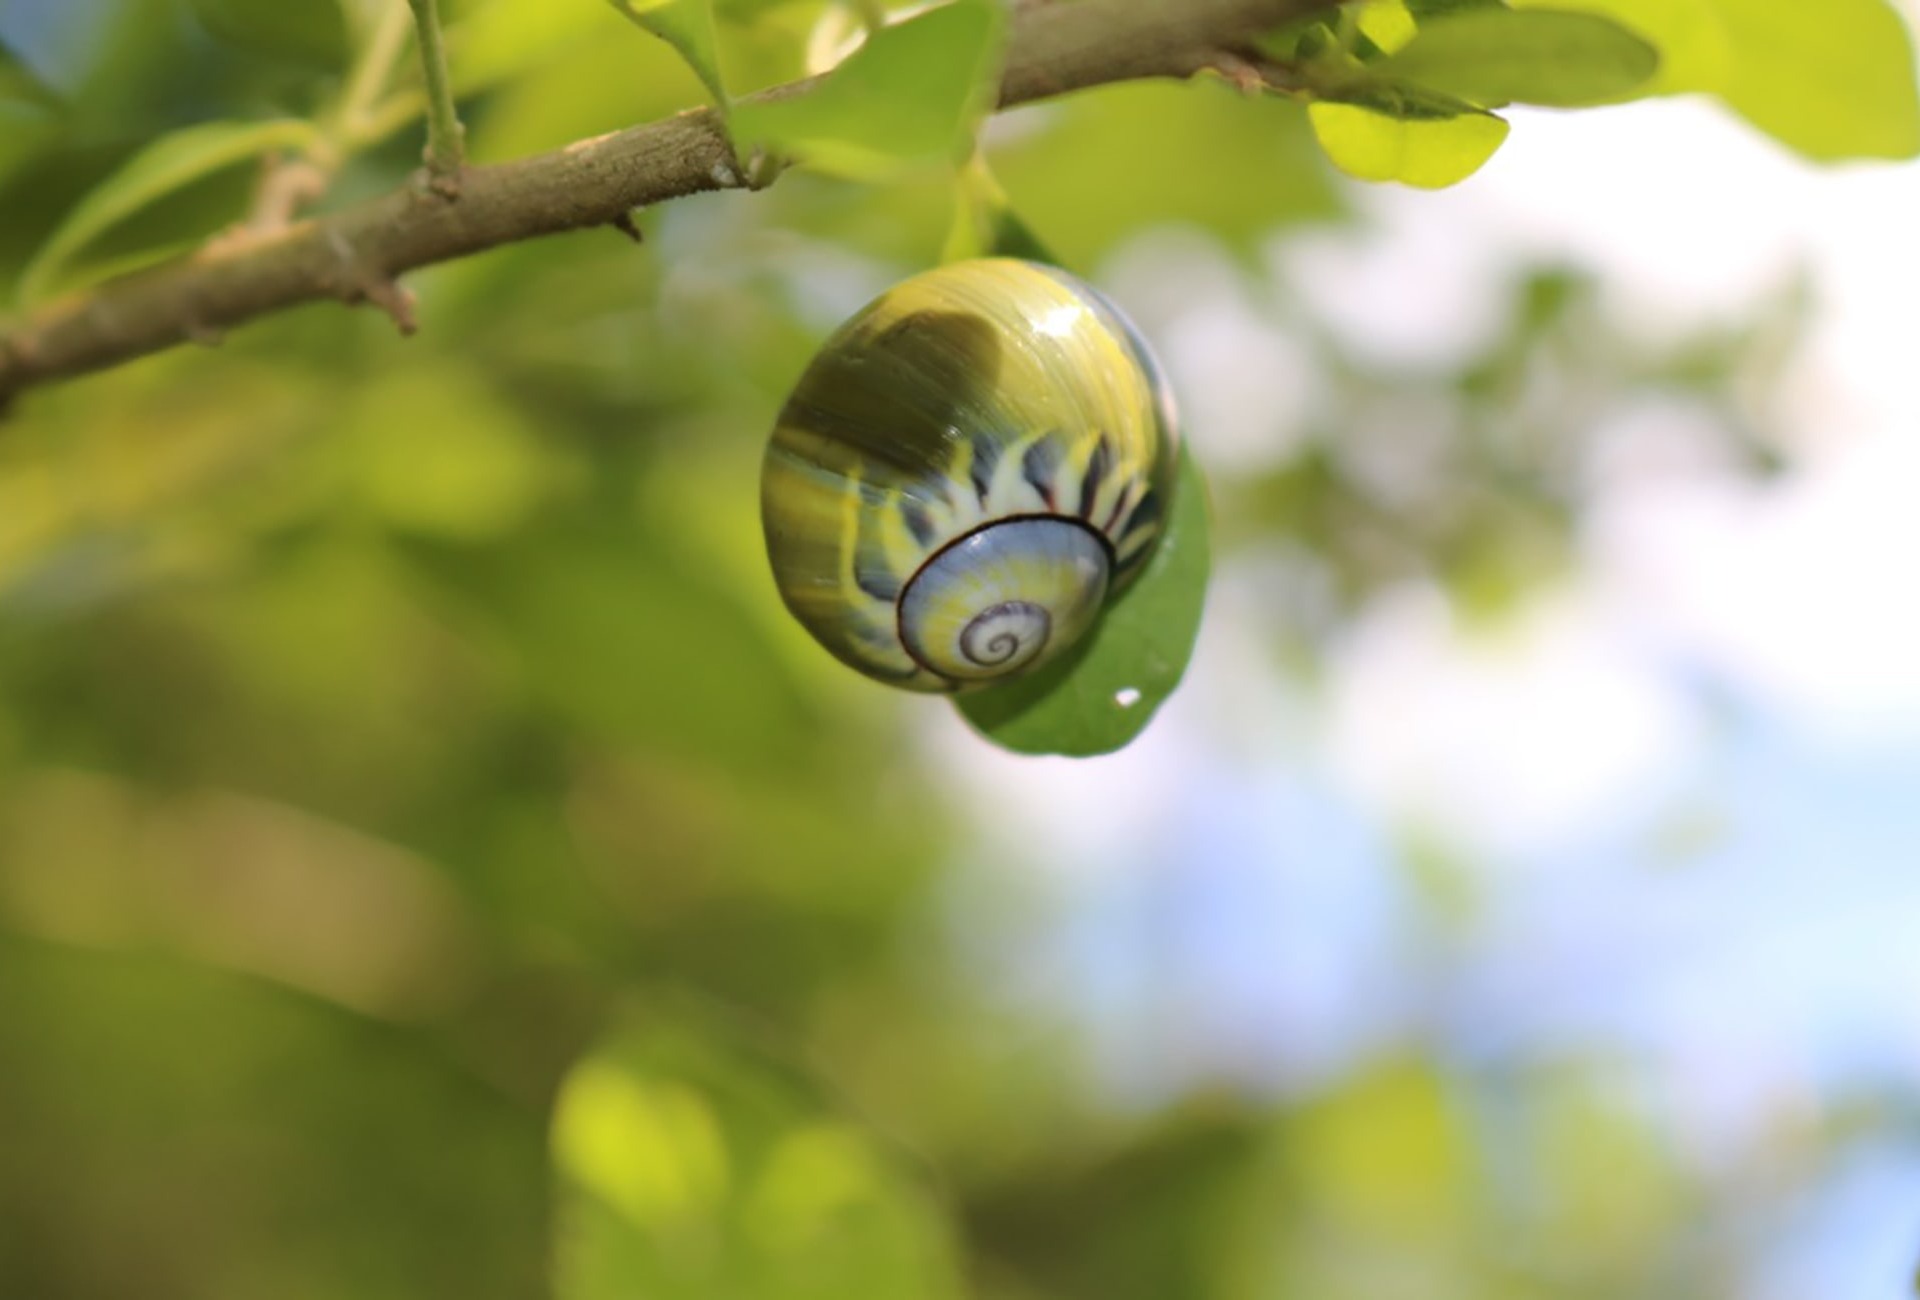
[1,0,1916,1296]
[552,1000,969,1300]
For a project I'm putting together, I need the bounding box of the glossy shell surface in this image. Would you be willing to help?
[762,258,1179,691]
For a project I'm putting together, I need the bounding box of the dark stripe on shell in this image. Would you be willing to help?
[1116,527,1158,574]
[860,654,926,684]
[968,430,1000,505]
[900,496,939,549]
[1021,436,1063,509]
[855,555,901,603]
[1077,434,1113,520]
[1121,488,1160,540]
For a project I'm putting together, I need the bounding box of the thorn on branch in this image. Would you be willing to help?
[345,278,419,336]
[611,211,645,243]
[324,228,416,333]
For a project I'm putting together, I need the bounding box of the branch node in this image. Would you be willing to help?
[611,211,645,244]
[247,153,332,232]
[1206,45,1305,96]
[185,321,225,348]
[418,152,464,200]
[1207,49,1269,96]
[741,146,786,192]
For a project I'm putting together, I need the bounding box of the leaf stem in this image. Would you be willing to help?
[240,7,413,233]
[404,0,466,195]
[333,2,414,153]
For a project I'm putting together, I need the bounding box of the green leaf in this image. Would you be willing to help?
[989,80,1343,267]
[1517,0,1920,159]
[447,1,611,94]
[1309,96,1511,187]
[17,118,320,306]
[941,156,1061,265]
[959,447,1211,758]
[607,0,729,113]
[1711,0,1920,160]
[552,1000,967,1300]
[1510,0,1727,92]
[1357,0,1420,55]
[730,0,1004,181]
[186,0,351,69]
[1375,7,1660,106]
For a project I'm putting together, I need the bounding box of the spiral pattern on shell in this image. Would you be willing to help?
[761,258,1179,692]
[963,604,1047,668]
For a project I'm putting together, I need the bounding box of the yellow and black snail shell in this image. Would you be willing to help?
[762,258,1179,692]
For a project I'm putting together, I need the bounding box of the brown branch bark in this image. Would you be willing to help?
[0,0,1330,406]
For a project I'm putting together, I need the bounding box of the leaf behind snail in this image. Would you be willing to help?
[957,446,1210,757]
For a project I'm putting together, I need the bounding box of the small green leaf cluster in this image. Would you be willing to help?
[1272,0,1920,186]
[553,1002,967,1300]
[5,2,423,308]
[1277,3,1660,187]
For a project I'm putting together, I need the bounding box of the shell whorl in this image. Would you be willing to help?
[762,259,1178,692]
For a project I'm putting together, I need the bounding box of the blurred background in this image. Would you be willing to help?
[3,1,1919,1297]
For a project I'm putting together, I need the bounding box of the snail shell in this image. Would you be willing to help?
[762,258,1179,692]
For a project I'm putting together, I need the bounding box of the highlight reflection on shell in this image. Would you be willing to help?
[761,258,1179,692]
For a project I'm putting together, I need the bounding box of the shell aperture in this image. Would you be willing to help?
[762,259,1178,692]
[898,517,1111,681]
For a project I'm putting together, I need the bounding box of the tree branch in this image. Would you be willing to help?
[0,0,1332,407]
